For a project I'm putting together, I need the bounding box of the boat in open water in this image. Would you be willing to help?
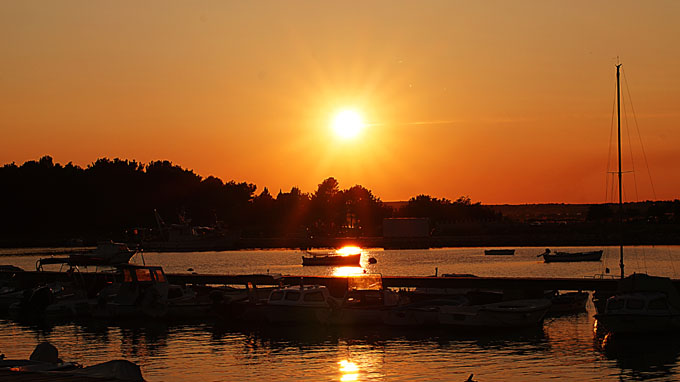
[484,249,515,256]
[539,248,603,263]
[301,251,361,266]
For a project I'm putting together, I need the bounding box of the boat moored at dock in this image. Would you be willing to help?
[437,298,551,328]
[262,284,336,324]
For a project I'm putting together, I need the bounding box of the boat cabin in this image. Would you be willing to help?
[343,274,401,308]
[112,265,171,304]
[121,265,168,285]
[267,285,333,307]
[604,292,671,314]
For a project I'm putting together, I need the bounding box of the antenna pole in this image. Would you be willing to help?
[616,63,624,279]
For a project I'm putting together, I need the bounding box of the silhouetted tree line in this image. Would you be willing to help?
[586,201,680,223]
[0,156,502,243]
[396,195,502,224]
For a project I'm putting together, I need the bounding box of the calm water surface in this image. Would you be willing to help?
[2,246,680,381]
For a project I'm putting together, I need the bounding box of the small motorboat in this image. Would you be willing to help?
[484,249,515,256]
[595,273,680,334]
[301,251,361,266]
[8,282,91,320]
[437,298,552,328]
[539,248,603,263]
[262,284,337,324]
[93,264,214,319]
[319,274,405,325]
[546,290,589,314]
[36,241,137,269]
[0,342,144,381]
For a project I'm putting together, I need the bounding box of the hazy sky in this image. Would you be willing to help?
[2,1,679,203]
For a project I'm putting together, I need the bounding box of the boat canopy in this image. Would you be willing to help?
[121,265,167,284]
[618,273,680,308]
[347,274,383,291]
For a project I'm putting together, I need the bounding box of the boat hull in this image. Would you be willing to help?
[595,313,680,334]
[438,299,551,328]
[484,249,515,256]
[543,250,603,263]
[548,291,589,314]
[301,253,361,266]
[262,304,329,324]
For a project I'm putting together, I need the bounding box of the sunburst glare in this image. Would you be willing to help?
[336,246,362,255]
[332,109,364,139]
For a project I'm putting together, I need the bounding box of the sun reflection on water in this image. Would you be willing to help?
[339,360,359,381]
[332,266,364,277]
[336,246,362,255]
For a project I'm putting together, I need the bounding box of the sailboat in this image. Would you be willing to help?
[593,64,680,334]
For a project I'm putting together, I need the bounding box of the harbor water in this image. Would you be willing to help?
[2,246,680,381]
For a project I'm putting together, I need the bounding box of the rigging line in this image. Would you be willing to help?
[666,246,678,278]
[601,247,610,276]
[637,247,645,274]
[622,69,657,200]
[621,92,640,201]
[605,96,617,203]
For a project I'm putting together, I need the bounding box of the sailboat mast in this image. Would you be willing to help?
[616,63,624,279]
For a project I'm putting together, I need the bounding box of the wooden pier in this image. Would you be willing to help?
[4,270,671,293]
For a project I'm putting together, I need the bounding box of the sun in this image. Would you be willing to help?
[331,109,364,139]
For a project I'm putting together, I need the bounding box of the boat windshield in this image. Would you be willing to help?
[347,274,382,291]
[153,269,166,282]
[123,269,133,282]
[136,268,154,282]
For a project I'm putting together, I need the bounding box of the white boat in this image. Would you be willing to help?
[437,298,552,328]
[319,274,404,325]
[595,274,680,333]
[384,296,551,328]
[592,64,679,334]
[92,265,213,319]
[36,241,137,269]
[262,284,336,324]
[141,210,238,252]
[382,297,468,327]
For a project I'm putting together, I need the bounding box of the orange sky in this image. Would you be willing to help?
[1,1,679,204]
